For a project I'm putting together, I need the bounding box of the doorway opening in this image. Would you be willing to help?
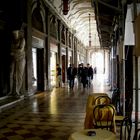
[92,51,104,74]
[32,48,44,92]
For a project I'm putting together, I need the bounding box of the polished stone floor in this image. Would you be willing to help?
[0,74,131,140]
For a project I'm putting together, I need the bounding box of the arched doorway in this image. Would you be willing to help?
[90,49,110,80]
[32,7,45,92]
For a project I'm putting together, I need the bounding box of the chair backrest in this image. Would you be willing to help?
[86,93,108,112]
[120,116,132,140]
[92,104,116,133]
[94,95,111,105]
[133,128,140,140]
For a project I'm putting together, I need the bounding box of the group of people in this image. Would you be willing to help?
[56,63,95,89]
[77,63,94,88]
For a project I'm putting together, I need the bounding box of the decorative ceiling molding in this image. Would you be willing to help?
[49,0,100,47]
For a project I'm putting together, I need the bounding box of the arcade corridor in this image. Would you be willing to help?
[0,0,140,139]
[0,74,124,140]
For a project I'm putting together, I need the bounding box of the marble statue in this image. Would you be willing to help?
[8,30,26,97]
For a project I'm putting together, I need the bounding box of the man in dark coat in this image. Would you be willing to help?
[87,64,93,87]
[67,64,77,89]
[81,65,88,88]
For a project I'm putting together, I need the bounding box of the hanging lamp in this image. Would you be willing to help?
[62,0,69,15]
[89,14,91,47]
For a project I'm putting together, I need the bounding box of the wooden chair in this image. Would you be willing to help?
[85,93,108,112]
[94,95,111,105]
[84,94,109,129]
[92,104,116,133]
[94,95,124,128]
[120,116,132,140]
[133,128,140,140]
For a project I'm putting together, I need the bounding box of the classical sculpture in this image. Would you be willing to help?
[8,30,26,97]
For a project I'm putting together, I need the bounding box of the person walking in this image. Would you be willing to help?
[81,64,88,88]
[56,64,62,88]
[77,63,83,86]
[87,64,93,87]
[67,64,77,89]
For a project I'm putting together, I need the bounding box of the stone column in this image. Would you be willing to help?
[45,10,51,90]
[58,20,62,65]
[66,29,69,68]
[25,0,33,97]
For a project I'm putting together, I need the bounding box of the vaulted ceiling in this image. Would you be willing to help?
[49,0,100,48]
[48,0,121,48]
[64,0,100,48]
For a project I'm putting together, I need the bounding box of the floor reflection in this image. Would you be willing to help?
[0,74,118,140]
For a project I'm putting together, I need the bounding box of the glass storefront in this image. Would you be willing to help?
[50,51,56,87]
[32,48,37,90]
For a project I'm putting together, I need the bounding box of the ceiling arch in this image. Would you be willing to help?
[49,0,100,48]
